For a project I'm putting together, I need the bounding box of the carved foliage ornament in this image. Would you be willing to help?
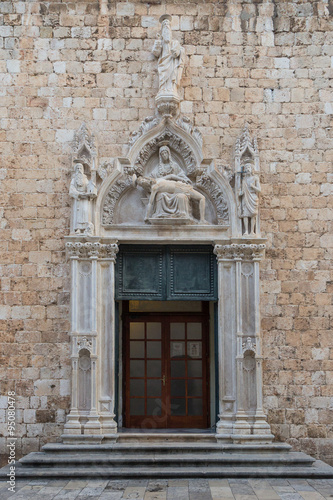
[176,116,203,149]
[66,241,119,259]
[235,123,259,164]
[196,172,229,225]
[102,176,133,225]
[214,243,266,261]
[77,337,93,353]
[72,123,97,168]
[242,337,257,354]
[129,116,161,147]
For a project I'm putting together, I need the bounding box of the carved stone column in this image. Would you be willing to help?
[98,243,119,436]
[83,250,101,433]
[214,243,273,443]
[233,251,251,435]
[63,254,81,435]
[214,244,237,437]
[252,254,272,435]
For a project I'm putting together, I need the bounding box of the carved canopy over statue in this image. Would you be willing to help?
[133,145,207,225]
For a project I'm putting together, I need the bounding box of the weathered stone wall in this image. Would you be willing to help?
[0,0,332,466]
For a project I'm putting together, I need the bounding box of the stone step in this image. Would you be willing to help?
[117,432,217,443]
[42,441,292,455]
[20,451,314,468]
[1,461,333,480]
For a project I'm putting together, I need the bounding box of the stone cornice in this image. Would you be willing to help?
[66,241,119,260]
[214,243,266,261]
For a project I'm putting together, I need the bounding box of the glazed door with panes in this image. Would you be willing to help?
[124,303,209,428]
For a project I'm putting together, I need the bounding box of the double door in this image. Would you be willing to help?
[124,304,209,428]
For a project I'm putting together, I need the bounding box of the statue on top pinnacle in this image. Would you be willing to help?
[152,15,185,116]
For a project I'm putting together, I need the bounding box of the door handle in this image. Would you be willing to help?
[161,375,166,386]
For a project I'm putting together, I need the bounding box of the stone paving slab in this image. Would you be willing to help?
[0,478,332,499]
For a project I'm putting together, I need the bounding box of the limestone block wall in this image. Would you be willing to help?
[0,0,332,466]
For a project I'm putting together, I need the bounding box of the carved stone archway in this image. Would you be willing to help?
[63,14,273,444]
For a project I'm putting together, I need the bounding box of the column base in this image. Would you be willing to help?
[252,411,272,435]
[233,411,251,435]
[84,412,101,435]
[63,411,82,435]
[100,414,118,435]
[215,415,234,435]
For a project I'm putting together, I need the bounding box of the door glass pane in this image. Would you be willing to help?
[171,360,185,378]
[188,379,202,397]
[147,323,161,339]
[188,398,202,416]
[130,398,145,415]
[147,399,162,416]
[147,360,161,377]
[170,323,185,339]
[130,322,145,339]
[187,341,202,359]
[187,323,202,339]
[147,379,161,397]
[130,341,145,358]
[170,341,185,358]
[130,379,145,397]
[188,360,202,377]
[171,380,186,397]
[171,399,186,415]
[130,360,145,377]
[147,341,161,358]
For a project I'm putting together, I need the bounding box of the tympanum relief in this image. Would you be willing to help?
[133,145,207,225]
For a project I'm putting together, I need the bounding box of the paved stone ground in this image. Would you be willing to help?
[0,478,332,500]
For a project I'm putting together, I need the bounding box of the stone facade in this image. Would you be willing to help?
[0,0,332,466]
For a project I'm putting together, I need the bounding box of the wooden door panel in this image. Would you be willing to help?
[124,303,209,429]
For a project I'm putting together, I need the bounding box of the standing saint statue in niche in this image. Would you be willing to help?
[69,163,97,235]
[152,15,185,99]
[133,145,206,224]
[239,161,261,235]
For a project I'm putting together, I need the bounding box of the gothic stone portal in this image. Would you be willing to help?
[64,14,273,443]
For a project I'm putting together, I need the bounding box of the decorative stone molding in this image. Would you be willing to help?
[77,337,93,353]
[97,161,112,182]
[134,129,197,177]
[242,337,257,354]
[66,241,119,260]
[176,116,203,149]
[196,172,229,225]
[214,243,266,261]
[215,160,233,184]
[235,123,259,168]
[241,262,254,278]
[102,176,133,225]
[129,116,161,147]
[72,122,97,172]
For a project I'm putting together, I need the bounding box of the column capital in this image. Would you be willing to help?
[66,241,119,260]
[214,243,265,262]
